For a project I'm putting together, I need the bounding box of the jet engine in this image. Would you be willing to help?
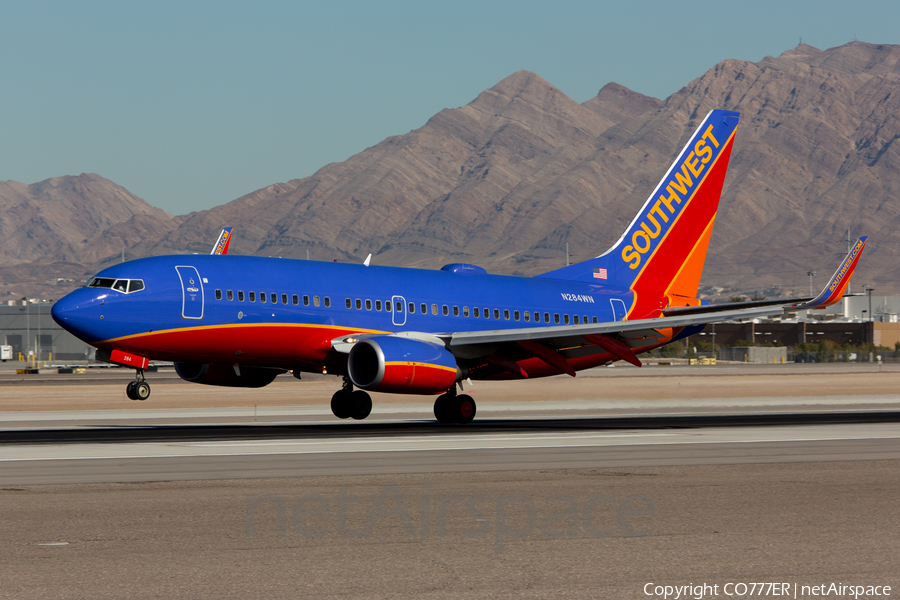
[347,336,460,394]
[174,362,284,388]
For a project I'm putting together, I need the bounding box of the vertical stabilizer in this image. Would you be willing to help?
[538,109,739,303]
[211,227,233,255]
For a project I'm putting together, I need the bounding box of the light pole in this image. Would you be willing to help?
[22,297,29,363]
[807,271,816,296]
[865,286,875,322]
[36,301,41,364]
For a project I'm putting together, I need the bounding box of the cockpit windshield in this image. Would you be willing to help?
[87,278,145,293]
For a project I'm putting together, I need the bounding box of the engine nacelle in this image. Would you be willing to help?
[174,362,283,388]
[348,336,460,394]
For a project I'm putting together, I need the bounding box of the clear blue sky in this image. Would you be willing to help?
[2,0,898,216]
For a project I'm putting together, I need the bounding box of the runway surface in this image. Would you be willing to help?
[2,364,899,598]
[2,408,900,485]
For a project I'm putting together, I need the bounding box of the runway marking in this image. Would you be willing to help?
[34,542,69,546]
[2,426,899,462]
[185,432,679,447]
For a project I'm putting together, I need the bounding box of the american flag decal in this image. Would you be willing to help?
[593,268,607,280]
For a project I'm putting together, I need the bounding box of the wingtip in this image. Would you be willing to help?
[794,235,868,310]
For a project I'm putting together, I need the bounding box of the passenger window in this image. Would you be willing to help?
[503,309,510,320]
[227,290,234,301]
[303,295,310,306]
[493,309,500,320]
[365,299,372,310]
[324,297,330,308]
[432,304,438,315]
[375,300,382,311]
[442,305,449,316]
[484,308,490,319]
[215,289,222,300]
[345,298,352,309]
[408,302,415,314]
[260,292,266,303]
[281,293,288,305]
[386,301,392,312]
[554,313,560,324]
[534,312,540,322]
[453,306,459,317]
[314,296,321,307]
[238,291,244,302]
[592,316,598,324]
[421,303,427,314]
[524,311,530,322]
[514,310,520,321]
[396,301,403,312]
[544,312,550,323]
[584,315,588,324]
[573,315,579,324]
[564,314,570,325]
[292,295,299,305]
[249,291,256,302]
[463,306,469,317]
[356,299,362,310]
[474,307,480,318]
[129,280,145,293]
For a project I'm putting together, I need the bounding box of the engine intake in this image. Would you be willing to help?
[174,362,284,388]
[348,336,459,394]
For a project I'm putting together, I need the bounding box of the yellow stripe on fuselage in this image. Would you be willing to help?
[384,361,458,373]
[95,322,389,346]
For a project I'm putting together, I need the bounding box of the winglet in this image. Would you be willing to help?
[793,236,868,310]
[211,227,233,255]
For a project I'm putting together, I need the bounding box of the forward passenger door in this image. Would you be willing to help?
[175,266,204,320]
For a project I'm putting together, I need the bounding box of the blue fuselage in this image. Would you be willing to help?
[51,254,673,378]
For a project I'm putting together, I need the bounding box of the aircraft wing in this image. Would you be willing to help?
[446,237,869,371]
[330,237,868,374]
[448,304,783,348]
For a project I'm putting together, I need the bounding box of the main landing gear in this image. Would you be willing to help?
[125,369,151,401]
[331,377,372,420]
[434,389,476,424]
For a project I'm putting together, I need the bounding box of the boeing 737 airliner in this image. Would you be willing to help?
[52,110,868,423]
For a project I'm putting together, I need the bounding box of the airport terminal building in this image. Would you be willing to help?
[0,300,94,363]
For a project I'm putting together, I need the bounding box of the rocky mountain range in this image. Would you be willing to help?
[4,41,900,301]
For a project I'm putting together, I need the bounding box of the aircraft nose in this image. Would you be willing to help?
[51,290,105,343]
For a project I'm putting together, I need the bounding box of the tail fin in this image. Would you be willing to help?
[538,109,739,301]
[211,227,233,255]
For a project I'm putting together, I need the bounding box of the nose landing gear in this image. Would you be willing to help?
[126,369,151,401]
[331,376,372,420]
